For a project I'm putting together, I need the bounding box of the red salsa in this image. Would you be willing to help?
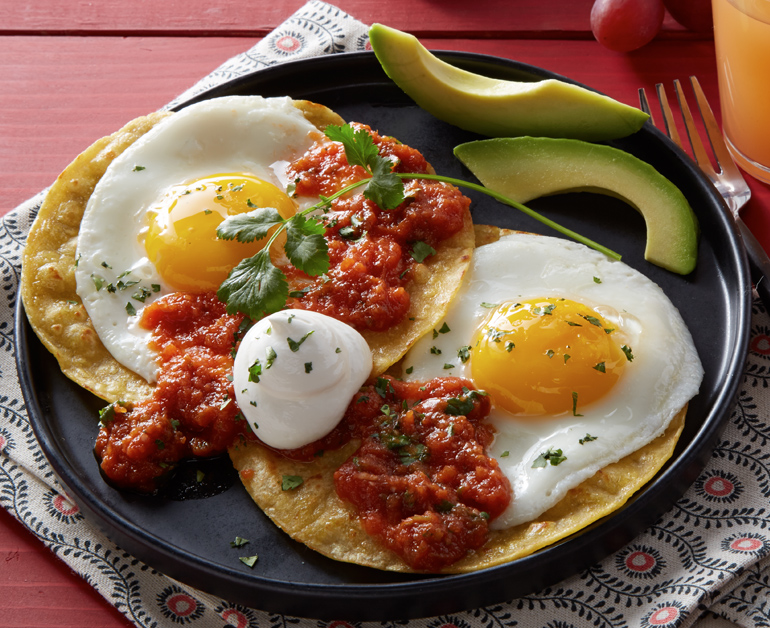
[286,123,470,331]
[95,293,250,492]
[338,376,510,572]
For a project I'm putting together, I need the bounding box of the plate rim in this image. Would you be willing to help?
[17,49,753,620]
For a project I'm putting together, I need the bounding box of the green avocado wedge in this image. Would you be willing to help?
[368,23,649,142]
[454,137,699,274]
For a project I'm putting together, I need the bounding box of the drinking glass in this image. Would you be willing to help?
[712,0,770,184]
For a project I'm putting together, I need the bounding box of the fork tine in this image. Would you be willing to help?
[673,79,718,180]
[654,83,684,150]
[638,88,656,127]
[689,76,744,181]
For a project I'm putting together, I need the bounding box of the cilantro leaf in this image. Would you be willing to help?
[410,241,436,263]
[325,124,405,210]
[217,250,288,318]
[325,124,380,170]
[216,207,284,243]
[285,215,330,276]
[365,157,405,209]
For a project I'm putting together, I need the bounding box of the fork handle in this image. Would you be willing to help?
[737,218,770,311]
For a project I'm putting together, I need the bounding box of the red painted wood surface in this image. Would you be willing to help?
[0,506,133,628]
[1,2,767,626]
[0,0,698,37]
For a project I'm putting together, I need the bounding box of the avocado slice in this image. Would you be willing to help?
[454,137,699,274]
[369,23,648,142]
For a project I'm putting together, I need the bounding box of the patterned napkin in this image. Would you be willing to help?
[3,2,770,626]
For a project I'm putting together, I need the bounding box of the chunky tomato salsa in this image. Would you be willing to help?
[336,376,511,572]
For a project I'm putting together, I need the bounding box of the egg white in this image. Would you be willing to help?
[74,96,320,383]
[403,233,703,528]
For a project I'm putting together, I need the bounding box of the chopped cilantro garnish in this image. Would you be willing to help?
[546,349,555,358]
[532,447,567,468]
[239,555,258,568]
[593,362,606,373]
[230,536,249,548]
[430,346,442,355]
[593,276,602,283]
[486,328,505,342]
[438,322,451,334]
[405,366,414,374]
[533,303,556,316]
[132,165,145,172]
[443,363,454,369]
[287,330,314,352]
[445,391,485,416]
[375,377,394,398]
[281,475,303,491]
[248,359,262,383]
[622,345,635,362]
[98,400,132,427]
[132,287,152,302]
[581,314,603,327]
[579,434,598,445]
[458,345,471,363]
[125,302,137,316]
[571,391,583,417]
[304,362,313,373]
[505,341,515,352]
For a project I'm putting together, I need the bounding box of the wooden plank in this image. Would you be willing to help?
[0,0,698,37]
[0,508,133,628]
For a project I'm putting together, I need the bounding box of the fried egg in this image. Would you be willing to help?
[403,232,703,528]
[75,96,321,383]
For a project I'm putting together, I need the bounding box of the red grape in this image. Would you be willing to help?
[591,0,666,52]
[663,0,714,32]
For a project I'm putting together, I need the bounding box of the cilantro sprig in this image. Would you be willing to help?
[216,124,619,319]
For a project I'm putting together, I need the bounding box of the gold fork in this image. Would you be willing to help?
[639,76,770,308]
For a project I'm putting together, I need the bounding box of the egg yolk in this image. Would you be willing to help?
[470,298,628,418]
[144,173,296,292]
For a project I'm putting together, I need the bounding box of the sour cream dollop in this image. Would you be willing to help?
[233,310,372,449]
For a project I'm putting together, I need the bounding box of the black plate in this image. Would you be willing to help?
[18,51,751,620]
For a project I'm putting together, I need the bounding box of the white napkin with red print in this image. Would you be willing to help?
[2,3,769,627]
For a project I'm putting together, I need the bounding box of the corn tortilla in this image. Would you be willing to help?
[228,226,687,573]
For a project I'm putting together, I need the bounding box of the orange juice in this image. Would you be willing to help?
[713,0,770,183]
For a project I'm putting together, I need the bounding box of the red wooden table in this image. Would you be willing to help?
[2,2,768,626]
